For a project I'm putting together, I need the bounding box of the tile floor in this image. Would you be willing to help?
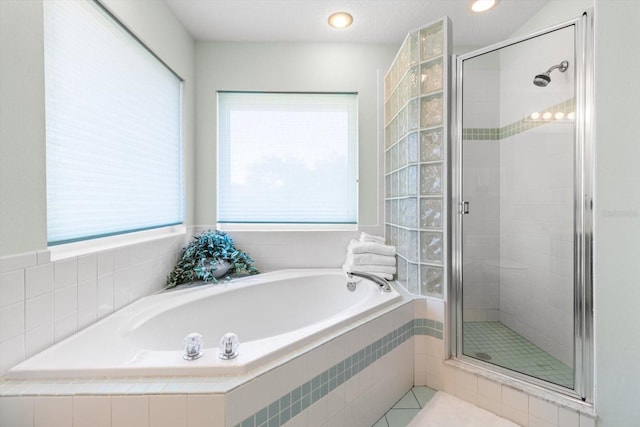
[463,321,573,388]
[372,386,438,427]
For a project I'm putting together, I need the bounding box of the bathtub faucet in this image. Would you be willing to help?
[346,271,393,293]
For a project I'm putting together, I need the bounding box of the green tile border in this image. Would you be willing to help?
[463,98,575,141]
[233,318,443,427]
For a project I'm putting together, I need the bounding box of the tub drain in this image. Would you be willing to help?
[474,352,492,361]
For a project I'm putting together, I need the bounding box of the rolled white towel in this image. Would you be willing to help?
[359,232,385,244]
[348,240,396,257]
[346,252,397,267]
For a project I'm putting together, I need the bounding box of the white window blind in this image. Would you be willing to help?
[44,0,184,245]
[217,92,358,224]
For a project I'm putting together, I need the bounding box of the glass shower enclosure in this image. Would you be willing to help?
[451,12,593,401]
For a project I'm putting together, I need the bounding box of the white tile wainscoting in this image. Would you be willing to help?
[0,233,187,376]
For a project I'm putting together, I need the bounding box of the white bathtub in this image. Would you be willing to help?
[6,269,401,380]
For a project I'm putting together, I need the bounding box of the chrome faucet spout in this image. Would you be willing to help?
[346,271,393,293]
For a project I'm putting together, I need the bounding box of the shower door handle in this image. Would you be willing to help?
[460,201,470,215]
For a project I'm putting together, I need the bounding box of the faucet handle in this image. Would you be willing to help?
[183,332,204,360]
[219,332,240,360]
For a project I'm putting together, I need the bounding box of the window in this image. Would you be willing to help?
[44,0,184,245]
[217,92,358,224]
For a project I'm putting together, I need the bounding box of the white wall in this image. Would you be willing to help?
[194,42,396,227]
[460,52,501,321]
[462,140,501,322]
[0,0,47,255]
[194,42,397,269]
[0,0,195,257]
[593,1,640,425]
[512,0,594,38]
[496,25,575,367]
[499,125,574,366]
[507,0,640,424]
[0,0,195,375]
[499,25,575,126]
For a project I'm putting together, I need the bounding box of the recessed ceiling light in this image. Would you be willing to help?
[328,12,353,29]
[471,0,498,13]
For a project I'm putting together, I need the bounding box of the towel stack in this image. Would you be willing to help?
[343,233,397,280]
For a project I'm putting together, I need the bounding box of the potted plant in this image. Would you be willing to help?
[166,230,259,289]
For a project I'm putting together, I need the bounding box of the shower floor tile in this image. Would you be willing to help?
[463,321,573,389]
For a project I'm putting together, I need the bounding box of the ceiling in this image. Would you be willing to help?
[164,0,550,47]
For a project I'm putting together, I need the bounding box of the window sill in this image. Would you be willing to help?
[48,225,187,261]
[216,223,358,232]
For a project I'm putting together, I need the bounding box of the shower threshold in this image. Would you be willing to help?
[463,322,573,389]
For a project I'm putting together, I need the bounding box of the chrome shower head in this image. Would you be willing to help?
[533,74,551,87]
[533,60,569,87]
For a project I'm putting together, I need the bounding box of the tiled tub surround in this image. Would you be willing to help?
[0,232,186,376]
[0,227,381,378]
[6,270,401,379]
[0,299,449,427]
[384,18,451,301]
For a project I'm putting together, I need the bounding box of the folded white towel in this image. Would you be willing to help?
[359,232,385,244]
[348,240,396,257]
[346,252,397,267]
[343,262,396,275]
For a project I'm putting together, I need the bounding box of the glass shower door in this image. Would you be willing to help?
[458,25,577,390]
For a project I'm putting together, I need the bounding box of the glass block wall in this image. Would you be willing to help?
[384,19,450,299]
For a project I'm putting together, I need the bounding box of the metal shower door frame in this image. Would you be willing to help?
[449,10,594,404]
